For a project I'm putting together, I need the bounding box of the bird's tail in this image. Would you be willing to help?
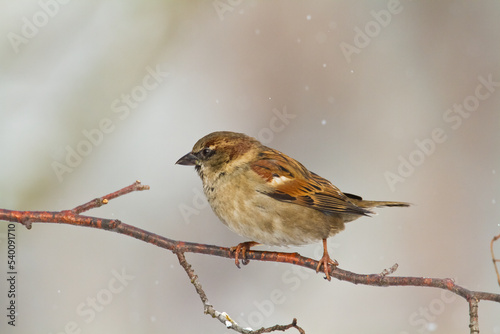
[344,192,410,209]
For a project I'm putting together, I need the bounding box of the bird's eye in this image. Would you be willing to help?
[199,147,214,159]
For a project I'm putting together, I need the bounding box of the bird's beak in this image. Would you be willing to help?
[175,152,198,166]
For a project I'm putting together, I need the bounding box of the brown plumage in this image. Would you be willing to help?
[176,131,409,280]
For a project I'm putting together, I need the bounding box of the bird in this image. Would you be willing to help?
[176,131,409,280]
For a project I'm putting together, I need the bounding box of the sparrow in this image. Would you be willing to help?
[176,131,409,280]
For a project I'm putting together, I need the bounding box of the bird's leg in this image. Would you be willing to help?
[316,238,338,281]
[230,241,259,268]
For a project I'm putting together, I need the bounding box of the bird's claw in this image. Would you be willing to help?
[316,252,338,281]
[230,241,258,268]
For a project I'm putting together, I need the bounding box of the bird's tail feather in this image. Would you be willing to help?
[357,200,411,208]
[344,193,410,209]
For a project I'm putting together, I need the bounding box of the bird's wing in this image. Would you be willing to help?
[250,148,371,216]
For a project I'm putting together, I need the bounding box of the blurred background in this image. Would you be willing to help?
[1,1,499,333]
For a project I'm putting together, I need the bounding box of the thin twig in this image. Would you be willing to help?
[72,180,149,214]
[176,251,305,333]
[468,298,479,334]
[491,233,500,286]
[253,318,305,334]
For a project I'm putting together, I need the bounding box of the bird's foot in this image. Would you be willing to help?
[230,241,259,268]
[316,239,338,281]
[316,253,338,281]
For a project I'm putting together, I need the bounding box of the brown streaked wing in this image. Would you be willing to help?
[250,149,370,216]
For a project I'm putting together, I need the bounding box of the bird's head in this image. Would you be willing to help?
[175,131,262,182]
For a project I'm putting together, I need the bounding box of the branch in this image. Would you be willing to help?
[491,233,500,286]
[1,181,499,333]
[175,251,304,334]
[4,180,150,230]
[469,298,479,334]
